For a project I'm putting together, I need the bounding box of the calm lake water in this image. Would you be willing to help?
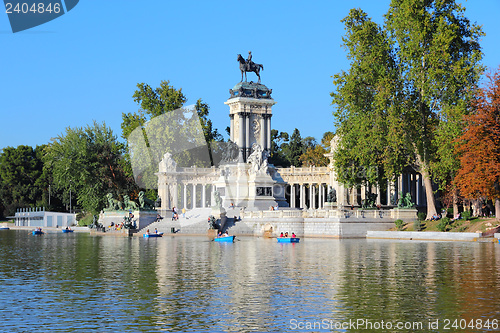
[1,230,500,332]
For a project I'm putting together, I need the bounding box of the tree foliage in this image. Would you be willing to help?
[44,121,133,214]
[454,68,500,203]
[121,81,223,193]
[299,132,334,167]
[332,1,484,218]
[0,145,48,217]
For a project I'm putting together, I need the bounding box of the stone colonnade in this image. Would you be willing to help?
[156,167,219,210]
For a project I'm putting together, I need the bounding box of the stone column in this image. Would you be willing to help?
[230,115,234,142]
[299,184,304,209]
[266,115,271,153]
[173,182,178,209]
[318,183,322,209]
[245,114,250,158]
[192,183,197,209]
[202,184,206,208]
[309,184,313,209]
[183,184,187,210]
[238,113,245,162]
[260,116,266,150]
[311,184,316,209]
[291,184,296,208]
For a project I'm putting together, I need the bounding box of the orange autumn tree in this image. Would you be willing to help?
[455,68,500,220]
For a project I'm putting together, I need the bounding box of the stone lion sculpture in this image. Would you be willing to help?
[105,193,123,211]
[123,195,139,210]
[138,191,155,210]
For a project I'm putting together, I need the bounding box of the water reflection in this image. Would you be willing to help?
[0,231,499,332]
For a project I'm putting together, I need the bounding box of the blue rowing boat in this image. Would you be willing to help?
[144,232,163,238]
[0,227,9,230]
[62,229,73,233]
[32,230,44,235]
[277,237,300,243]
[214,235,235,242]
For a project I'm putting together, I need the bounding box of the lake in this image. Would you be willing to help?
[1,230,500,332]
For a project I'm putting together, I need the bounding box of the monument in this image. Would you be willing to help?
[211,52,288,210]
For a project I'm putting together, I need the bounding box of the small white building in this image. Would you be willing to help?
[14,207,76,228]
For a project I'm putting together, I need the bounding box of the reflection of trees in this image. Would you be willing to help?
[336,241,500,328]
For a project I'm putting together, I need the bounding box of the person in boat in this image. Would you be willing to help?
[65,226,69,230]
[291,232,296,238]
[279,232,284,238]
[222,231,228,237]
[146,229,150,235]
[218,231,222,237]
[284,232,288,237]
[154,228,158,234]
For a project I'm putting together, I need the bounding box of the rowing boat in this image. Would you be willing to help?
[214,235,235,242]
[277,237,300,243]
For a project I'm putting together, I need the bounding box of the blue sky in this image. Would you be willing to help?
[1,0,499,149]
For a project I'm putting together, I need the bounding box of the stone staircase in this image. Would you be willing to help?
[137,208,212,235]
[136,207,252,236]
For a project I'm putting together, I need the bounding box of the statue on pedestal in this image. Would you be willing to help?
[237,52,264,83]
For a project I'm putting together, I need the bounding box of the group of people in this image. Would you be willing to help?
[145,228,160,235]
[217,231,229,237]
[279,232,296,238]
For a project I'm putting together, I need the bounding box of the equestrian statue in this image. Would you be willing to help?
[237,51,264,83]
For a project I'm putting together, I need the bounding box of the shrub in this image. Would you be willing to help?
[437,217,451,232]
[462,210,472,220]
[417,212,426,221]
[414,220,423,231]
[395,219,405,230]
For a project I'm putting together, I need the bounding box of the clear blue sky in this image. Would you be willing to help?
[1,0,499,149]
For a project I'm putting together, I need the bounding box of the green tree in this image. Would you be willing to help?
[299,131,334,167]
[122,81,223,195]
[281,128,305,167]
[268,129,290,167]
[332,1,484,219]
[0,145,47,217]
[44,121,133,214]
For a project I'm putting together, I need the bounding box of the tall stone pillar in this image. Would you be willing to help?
[238,113,245,162]
[266,115,271,152]
[192,183,197,209]
[291,184,296,208]
[245,114,251,158]
[202,184,206,208]
[173,183,178,209]
[183,184,187,209]
[230,115,234,142]
[300,184,304,208]
[318,184,322,209]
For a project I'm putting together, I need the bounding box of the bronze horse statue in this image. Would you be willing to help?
[237,54,264,83]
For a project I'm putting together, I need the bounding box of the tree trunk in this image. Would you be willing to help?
[496,198,500,222]
[421,168,438,220]
[453,188,459,217]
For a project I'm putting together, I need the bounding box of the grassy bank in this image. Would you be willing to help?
[396,217,499,233]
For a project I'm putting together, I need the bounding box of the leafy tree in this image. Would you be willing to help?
[44,121,133,214]
[282,128,305,167]
[299,132,334,167]
[332,1,484,219]
[454,68,500,220]
[0,145,47,217]
[122,81,223,195]
[268,129,290,167]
